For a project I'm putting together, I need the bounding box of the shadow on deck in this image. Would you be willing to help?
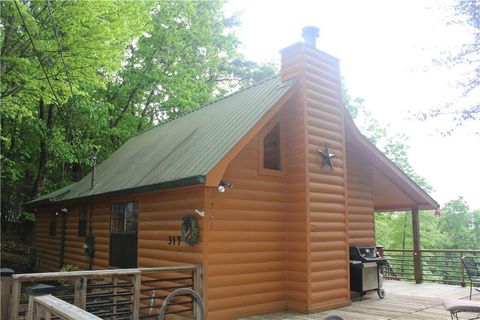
[243,280,480,320]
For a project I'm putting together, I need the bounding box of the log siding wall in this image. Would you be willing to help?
[35,210,61,271]
[285,94,309,313]
[304,50,350,311]
[205,114,289,319]
[35,188,204,273]
[281,44,351,312]
[346,145,375,246]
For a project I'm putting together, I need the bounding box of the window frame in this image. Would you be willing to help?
[110,201,138,235]
[78,206,88,237]
[49,210,57,236]
[258,118,286,176]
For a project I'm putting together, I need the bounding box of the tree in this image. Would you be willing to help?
[419,0,479,133]
[437,197,478,249]
[1,0,151,225]
[0,0,275,229]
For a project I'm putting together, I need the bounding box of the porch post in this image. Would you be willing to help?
[411,205,423,283]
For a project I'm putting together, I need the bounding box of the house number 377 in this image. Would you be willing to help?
[168,235,181,245]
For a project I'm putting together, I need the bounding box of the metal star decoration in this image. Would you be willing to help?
[318,144,336,170]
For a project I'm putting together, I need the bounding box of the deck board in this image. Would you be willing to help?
[242,280,480,319]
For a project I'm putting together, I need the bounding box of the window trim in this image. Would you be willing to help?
[258,118,286,176]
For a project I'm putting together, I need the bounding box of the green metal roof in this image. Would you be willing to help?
[29,75,297,206]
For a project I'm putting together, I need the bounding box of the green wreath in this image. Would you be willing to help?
[181,214,200,246]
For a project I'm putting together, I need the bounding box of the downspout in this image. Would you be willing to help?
[59,208,68,269]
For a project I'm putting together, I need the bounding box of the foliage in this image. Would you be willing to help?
[359,77,480,250]
[343,87,431,190]
[418,0,480,133]
[0,252,28,271]
[376,197,480,250]
[59,264,80,286]
[0,0,274,227]
[0,239,34,272]
[343,86,479,251]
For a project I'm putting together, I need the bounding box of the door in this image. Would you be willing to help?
[109,201,138,268]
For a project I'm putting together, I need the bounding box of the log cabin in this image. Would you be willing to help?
[27,27,439,319]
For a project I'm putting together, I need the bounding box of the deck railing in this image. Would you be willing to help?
[6,265,203,320]
[379,248,480,285]
[27,293,102,320]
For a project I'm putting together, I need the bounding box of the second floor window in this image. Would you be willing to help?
[263,123,281,170]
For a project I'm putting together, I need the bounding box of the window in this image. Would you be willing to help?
[263,124,281,170]
[49,210,57,236]
[78,206,88,237]
[110,201,138,235]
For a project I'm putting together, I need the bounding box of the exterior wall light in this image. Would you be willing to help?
[217,180,233,193]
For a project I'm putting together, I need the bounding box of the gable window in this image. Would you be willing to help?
[78,206,88,237]
[263,123,282,170]
[110,201,138,268]
[49,210,57,236]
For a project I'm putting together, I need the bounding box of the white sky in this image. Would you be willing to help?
[224,0,480,210]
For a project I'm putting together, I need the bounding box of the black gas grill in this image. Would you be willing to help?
[349,246,386,299]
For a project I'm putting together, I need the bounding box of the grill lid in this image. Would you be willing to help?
[349,246,385,262]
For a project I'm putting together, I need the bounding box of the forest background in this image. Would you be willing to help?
[1,0,478,272]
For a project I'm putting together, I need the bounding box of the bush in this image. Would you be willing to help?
[58,264,80,287]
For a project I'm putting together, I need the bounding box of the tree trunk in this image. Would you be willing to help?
[31,99,55,198]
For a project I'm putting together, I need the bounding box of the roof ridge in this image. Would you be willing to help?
[137,74,281,136]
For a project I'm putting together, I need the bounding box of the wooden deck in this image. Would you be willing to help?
[242,280,480,320]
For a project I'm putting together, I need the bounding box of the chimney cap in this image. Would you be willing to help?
[302,26,320,48]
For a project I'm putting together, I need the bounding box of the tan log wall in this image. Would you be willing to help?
[35,210,61,271]
[284,94,309,313]
[281,44,350,312]
[35,188,204,273]
[304,50,350,311]
[346,144,375,246]
[205,115,288,319]
[137,187,204,268]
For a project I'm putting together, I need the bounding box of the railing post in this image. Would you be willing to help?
[192,265,204,318]
[1,268,14,320]
[411,206,423,283]
[460,251,466,287]
[8,279,21,320]
[113,277,118,319]
[73,277,87,309]
[25,284,55,320]
[132,273,141,320]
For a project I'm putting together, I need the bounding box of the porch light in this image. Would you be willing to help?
[217,180,233,193]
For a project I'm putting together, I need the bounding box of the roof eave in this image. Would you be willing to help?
[344,112,439,211]
[25,175,206,211]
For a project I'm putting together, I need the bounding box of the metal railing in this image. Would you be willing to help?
[379,248,480,285]
[6,265,203,320]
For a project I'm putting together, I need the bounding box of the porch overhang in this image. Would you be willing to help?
[344,114,439,212]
